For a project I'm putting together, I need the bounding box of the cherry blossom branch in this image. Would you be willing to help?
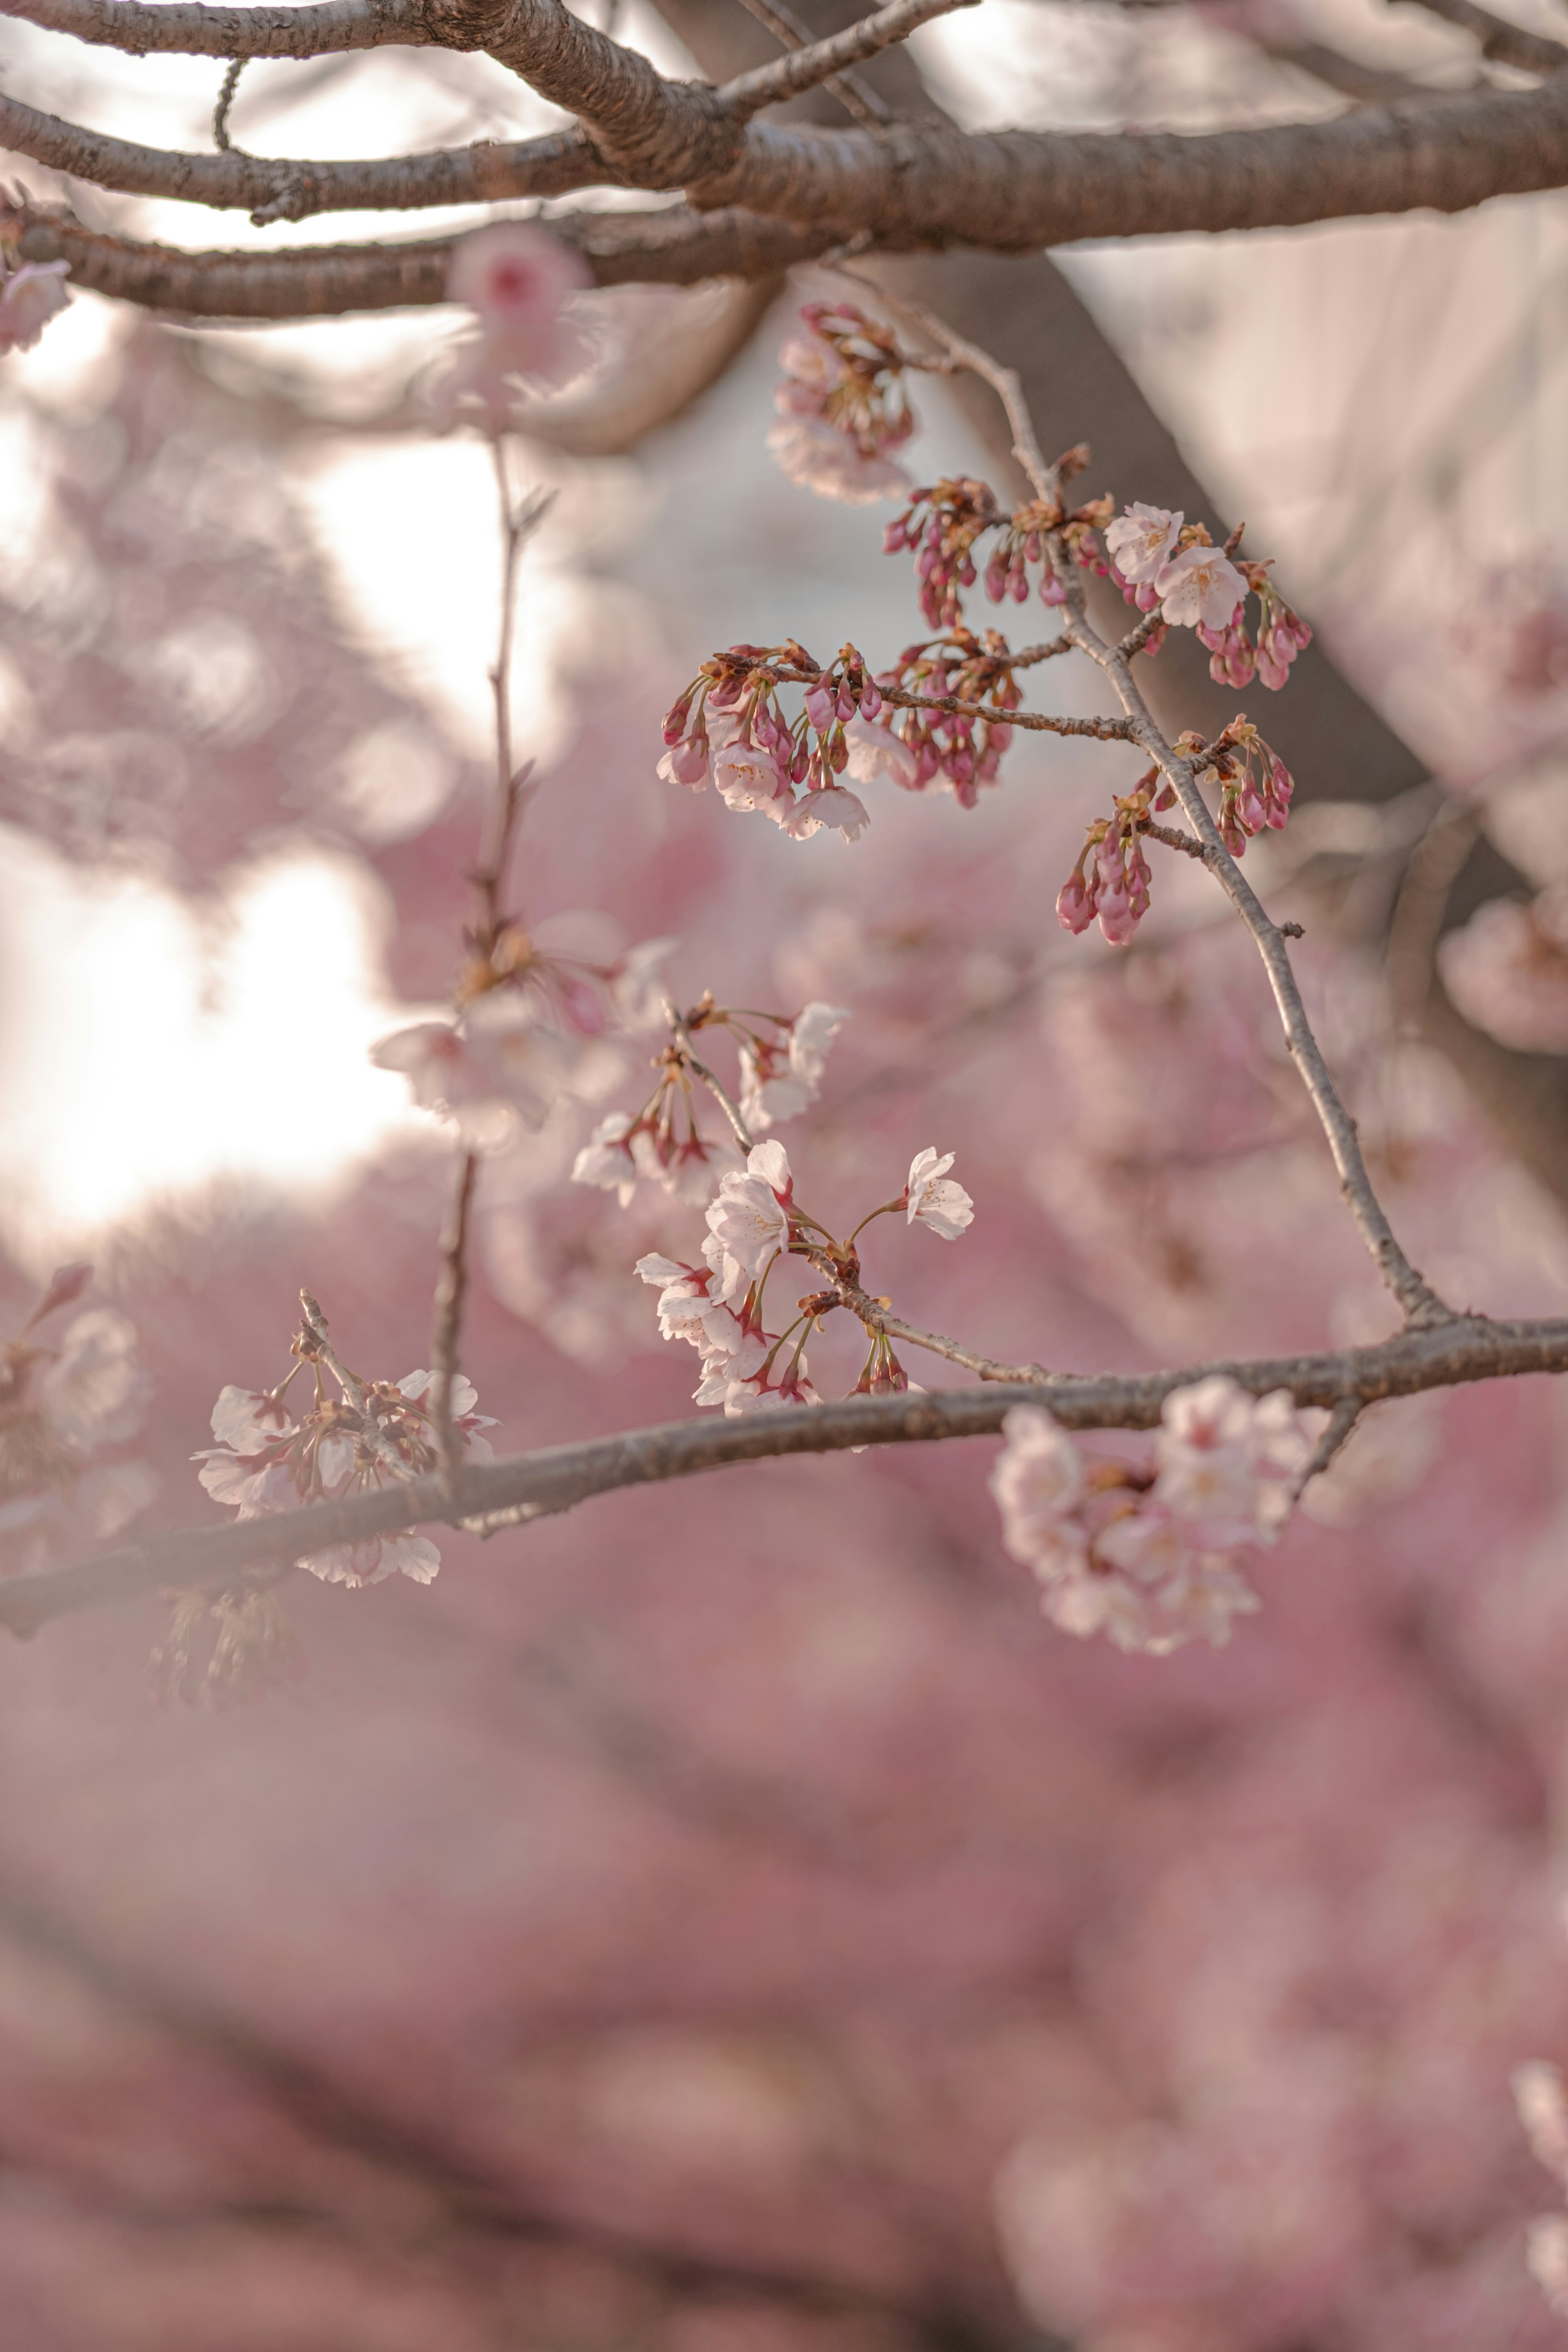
[879,293,1452,1328]
[431,1150,479,1487]
[879,683,1134,742]
[11,1314,1568,1638]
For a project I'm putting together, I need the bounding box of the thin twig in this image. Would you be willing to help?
[729,0,893,125]
[297,1289,366,1410]
[666,1001,756,1151]
[212,56,245,152]
[431,1150,479,1494]
[879,682,1134,741]
[1292,1394,1362,1502]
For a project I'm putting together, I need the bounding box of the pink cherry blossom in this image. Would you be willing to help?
[372,994,587,1143]
[738,1001,850,1130]
[1104,502,1183,585]
[433,223,592,432]
[610,937,679,1031]
[713,737,791,815]
[905,1146,974,1238]
[0,259,70,354]
[1155,543,1249,631]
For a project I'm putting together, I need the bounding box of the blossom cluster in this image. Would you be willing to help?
[657,641,884,840]
[573,995,850,1208]
[637,1140,973,1415]
[1106,503,1312,688]
[989,1377,1317,1654]
[194,1338,496,1590]
[1056,719,1294,946]
[372,931,673,1148]
[0,1262,156,1577]
[766,303,915,504]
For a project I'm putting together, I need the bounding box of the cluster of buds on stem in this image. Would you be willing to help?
[884,479,1000,628]
[1056,768,1165,945]
[876,628,1023,805]
[1179,718,1294,854]
[658,642,894,840]
[767,303,916,503]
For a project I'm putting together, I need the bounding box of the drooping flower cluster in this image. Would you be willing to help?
[1056,720,1294,947]
[657,641,879,840]
[151,1580,306,1713]
[884,470,1113,628]
[1514,2061,1568,2320]
[194,1317,496,1589]
[989,1376,1316,1655]
[432,223,591,434]
[573,992,851,1208]
[873,629,1023,805]
[0,255,70,355]
[766,303,916,504]
[373,927,669,1148]
[1104,503,1311,687]
[636,1140,974,1414]
[0,1263,157,1577]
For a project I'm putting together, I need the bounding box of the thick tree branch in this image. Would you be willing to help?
[7,1316,1568,1638]
[1,201,838,315]
[8,67,1568,241]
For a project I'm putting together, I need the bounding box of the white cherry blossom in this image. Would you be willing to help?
[703,1140,793,1302]
[1105,502,1183,584]
[209,1384,298,1454]
[572,1112,639,1206]
[905,1147,974,1239]
[765,416,910,505]
[782,786,871,842]
[989,1407,1085,1560]
[1155,544,1248,631]
[841,717,920,790]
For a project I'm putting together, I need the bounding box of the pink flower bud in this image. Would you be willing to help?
[668,734,710,787]
[662,696,692,745]
[860,680,882,719]
[1040,572,1067,607]
[836,686,856,722]
[883,521,908,554]
[804,684,834,732]
[985,561,1007,601]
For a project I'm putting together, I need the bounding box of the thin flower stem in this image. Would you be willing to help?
[297,1290,366,1410]
[879,682,1133,742]
[665,1000,756,1151]
[431,1149,479,1494]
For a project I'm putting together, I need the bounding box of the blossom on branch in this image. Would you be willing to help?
[767,304,915,504]
[0,1267,156,1578]
[1155,541,1248,633]
[989,1379,1315,1656]
[905,1147,974,1238]
[738,1000,851,1129]
[0,258,69,355]
[432,223,591,434]
[703,1140,795,1301]
[194,1334,497,1591]
[372,993,592,1147]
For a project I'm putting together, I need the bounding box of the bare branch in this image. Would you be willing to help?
[880,683,1134,741]
[1396,0,1568,75]
[718,0,978,120]
[666,1003,757,1151]
[7,71,1568,247]
[0,0,435,59]
[9,1316,1568,1638]
[0,90,596,221]
[729,0,893,125]
[1,201,837,318]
